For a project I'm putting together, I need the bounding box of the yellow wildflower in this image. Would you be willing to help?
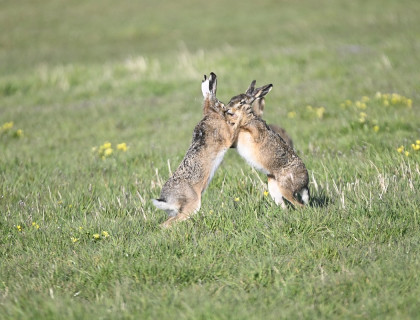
[373,125,379,132]
[359,112,367,123]
[361,96,370,103]
[397,146,404,153]
[406,99,412,108]
[405,151,410,157]
[102,231,109,238]
[383,99,389,106]
[93,233,100,240]
[264,190,269,197]
[287,111,296,119]
[16,225,22,232]
[101,142,111,150]
[316,107,325,119]
[416,140,420,145]
[391,93,401,105]
[117,142,128,152]
[412,144,420,151]
[355,101,367,109]
[234,197,240,202]
[71,237,79,243]
[345,100,352,107]
[32,222,40,229]
[103,148,113,157]
[16,129,24,137]
[2,121,14,131]
[375,92,382,99]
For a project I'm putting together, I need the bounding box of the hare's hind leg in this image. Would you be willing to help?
[267,176,287,209]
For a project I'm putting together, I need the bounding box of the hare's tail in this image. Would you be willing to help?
[152,199,179,216]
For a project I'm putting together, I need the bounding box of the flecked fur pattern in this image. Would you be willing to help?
[248,80,294,149]
[225,84,309,208]
[153,73,242,227]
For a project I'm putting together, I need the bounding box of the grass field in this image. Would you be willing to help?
[1,0,420,318]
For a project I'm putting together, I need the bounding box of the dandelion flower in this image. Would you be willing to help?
[102,231,109,238]
[234,197,240,202]
[263,191,269,197]
[405,151,410,157]
[16,225,22,232]
[355,101,367,109]
[93,233,100,240]
[397,146,404,153]
[15,129,24,137]
[101,142,111,150]
[32,222,40,229]
[412,144,420,151]
[316,107,325,119]
[2,121,14,131]
[103,148,113,157]
[71,237,79,243]
[416,140,420,145]
[117,143,128,152]
[406,99,412,108]
[373,125,379,132]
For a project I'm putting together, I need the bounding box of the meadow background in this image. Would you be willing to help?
[1,0,420,318]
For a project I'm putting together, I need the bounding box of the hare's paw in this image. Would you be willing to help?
[201,74,210,98]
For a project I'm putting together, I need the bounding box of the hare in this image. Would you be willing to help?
[153,72,242,227]
[247,80,294,149]
[225,83,309,209]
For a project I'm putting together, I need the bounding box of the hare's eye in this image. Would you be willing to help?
[240,99,246,105]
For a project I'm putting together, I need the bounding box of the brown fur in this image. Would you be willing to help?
[248,81,294,149]
[153,73,242,227]
[226,85,309,208]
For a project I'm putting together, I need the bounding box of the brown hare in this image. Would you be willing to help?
[225,84,309,209]
[247,80,294,149]
[153,72,243,227]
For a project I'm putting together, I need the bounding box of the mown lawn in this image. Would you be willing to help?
[1,0,420,319]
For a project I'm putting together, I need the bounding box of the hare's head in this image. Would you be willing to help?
[225,82,273,123]
[202,72,227,115]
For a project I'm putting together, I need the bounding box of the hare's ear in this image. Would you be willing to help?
[209,72,218,96]
[253,84,273,99]
[245,80,256,95]
[201,74,210,98]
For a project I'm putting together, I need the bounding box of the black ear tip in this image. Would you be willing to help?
[203,74,207,81]
[210,72,216,78]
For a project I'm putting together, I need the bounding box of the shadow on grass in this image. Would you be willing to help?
[309,190,333,208]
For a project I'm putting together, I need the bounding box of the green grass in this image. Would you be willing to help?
[1,0,420,319]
